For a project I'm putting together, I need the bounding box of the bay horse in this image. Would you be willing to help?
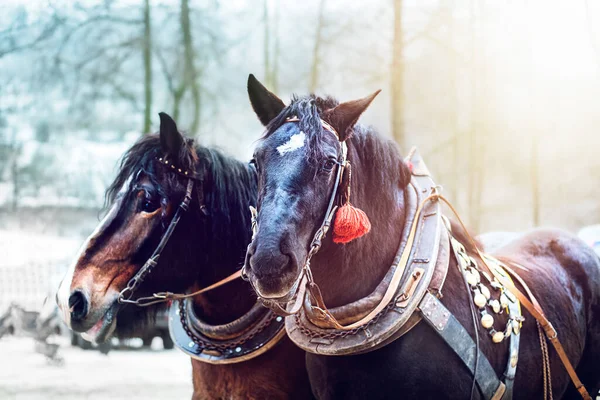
[243,74,600,399]
[56,113,312,399]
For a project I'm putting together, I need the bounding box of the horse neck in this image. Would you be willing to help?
[312,129,409,307]
[187,155,257,325]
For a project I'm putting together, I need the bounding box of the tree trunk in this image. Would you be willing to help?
[11,155,18,211]
[263,0,271,88]
[142,0,152,134]
[309,0,326,93]
[271,0,280,92]
[468,0,479,230]
[447,3,460,204]
[181,0,200,135]
[390,0,404,148]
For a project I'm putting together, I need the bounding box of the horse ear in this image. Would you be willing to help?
[159,112,183,157]
[323,90,381,141]
[247,74,286,126]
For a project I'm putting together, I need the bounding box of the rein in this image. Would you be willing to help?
[118,160,241,307]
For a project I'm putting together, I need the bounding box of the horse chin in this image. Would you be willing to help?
[252,272,302,303]
[81,302,119,343]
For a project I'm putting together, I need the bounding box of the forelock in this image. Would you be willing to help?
[262,94,340,162]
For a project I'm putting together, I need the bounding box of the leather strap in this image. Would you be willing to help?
[490,262,591,400]
[306,190,442,330]
[502,286,521,400]
[420,292,506,400]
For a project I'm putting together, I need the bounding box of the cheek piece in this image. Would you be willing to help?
[283,115,372,245]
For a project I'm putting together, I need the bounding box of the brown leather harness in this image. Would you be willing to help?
[116,156,285,365]
[251,118,591,399]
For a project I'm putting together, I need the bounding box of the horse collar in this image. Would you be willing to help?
[286,148,449,355]
[168,299,286,364]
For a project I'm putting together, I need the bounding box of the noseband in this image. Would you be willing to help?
[118,157,241,307]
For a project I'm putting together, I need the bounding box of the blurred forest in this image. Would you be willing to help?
[1,0,600,237]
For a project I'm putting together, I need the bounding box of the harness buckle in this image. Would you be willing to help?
[544,322,558,340]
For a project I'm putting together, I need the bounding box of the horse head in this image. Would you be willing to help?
[56,112,254,342]
[243,74,395,306]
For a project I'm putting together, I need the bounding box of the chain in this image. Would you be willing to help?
[294,298,398,340]
[179,301,278,351]
[538,321,553,400]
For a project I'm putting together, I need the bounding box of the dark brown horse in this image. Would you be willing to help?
[56,113,312,399]
[244,75,600,399]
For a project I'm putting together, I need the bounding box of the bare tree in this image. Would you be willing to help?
[467,0,479,229]
[309,0,327,93]
[271,0,280,92]
[263,0,271,88]
[181,0,201,134]
[390,0,404,148]
[142,0,152,134]
[0,8,63,59]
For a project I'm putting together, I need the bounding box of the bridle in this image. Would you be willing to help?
[245,116,349,315]
[118,156,241,307]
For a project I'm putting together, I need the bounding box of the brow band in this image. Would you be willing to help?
[285,116,340,140]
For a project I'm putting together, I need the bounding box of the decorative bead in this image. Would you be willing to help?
[474,291,486,308]
[489,299,501,314]
[178,168,182,172]
[479,285,491,300]
[504,321,513,338]
[500,293,509,308]
[165,160,169,164]
[466,269,480,286]
[492,331,504,343]
[159,157,162,161]
[185,171,188,175]
[512,319,521,335]
[490,280,502,290]
[481,313,494,329]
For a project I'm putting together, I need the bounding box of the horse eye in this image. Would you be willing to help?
[322,158,337,172]
[140,198,160,213]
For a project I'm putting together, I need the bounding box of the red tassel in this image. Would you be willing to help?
[332,203,371,244]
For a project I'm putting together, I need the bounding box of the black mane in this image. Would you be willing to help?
[262,94,339,162]
[105,134,257,269]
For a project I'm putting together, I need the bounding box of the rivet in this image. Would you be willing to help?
[276,316,283,322]
[235,347,242,353]
[188,341,194,348]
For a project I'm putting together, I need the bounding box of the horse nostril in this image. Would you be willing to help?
[68,291,89,322]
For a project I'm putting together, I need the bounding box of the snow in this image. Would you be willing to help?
[0,337,193,400]
[0,230,81,312]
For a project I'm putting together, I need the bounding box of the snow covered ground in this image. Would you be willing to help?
[0,336,193,400]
